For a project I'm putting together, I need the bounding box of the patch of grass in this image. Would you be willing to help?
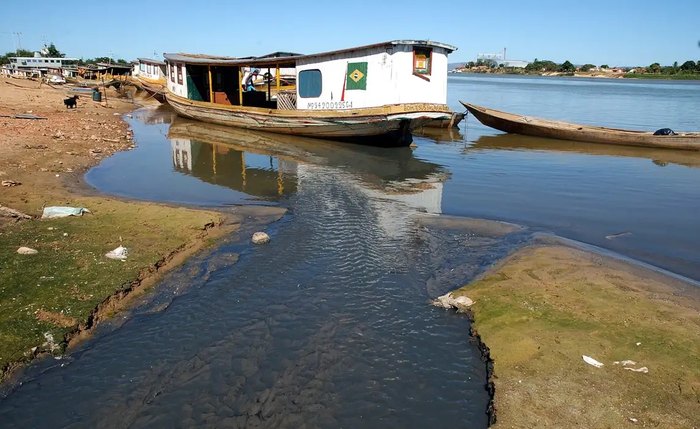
[0,196,223,378]
[453,245,700,428]
[624,73,700,80]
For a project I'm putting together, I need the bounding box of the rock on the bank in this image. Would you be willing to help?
[433,292,474,310]
[252,232,270,245]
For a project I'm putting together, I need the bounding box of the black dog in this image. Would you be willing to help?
[653,128,676,136]
[64,95,79,109]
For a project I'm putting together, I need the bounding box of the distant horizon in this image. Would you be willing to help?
[1,0,698,67]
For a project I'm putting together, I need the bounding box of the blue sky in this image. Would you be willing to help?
[1,0,698,66]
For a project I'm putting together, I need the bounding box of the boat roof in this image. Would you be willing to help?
[164,40,456,67]
[137,57,166,66]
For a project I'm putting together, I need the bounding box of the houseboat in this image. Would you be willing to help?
[163,40,457,146]
[132,58,167,102]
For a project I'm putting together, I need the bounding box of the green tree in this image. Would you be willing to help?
[648,62,661,73]
[580,64,596,72]
[0,49,36,64]
[559,60,575,72]
[44,43,65,58]
[600,64,609,69]
[679,60,696,71]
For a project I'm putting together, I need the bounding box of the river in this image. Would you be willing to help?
[1,75,699,428]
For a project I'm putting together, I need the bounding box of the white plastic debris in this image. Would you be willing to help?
[17,246,38,255]
[42,206,91,219]
[624,366,649,373]
[433,292,474,310]
[252,231,270,245]
[43,332,59,352]
[613,360,637,366]
[636,342,642,346]
[629,417,638,423]
[105,245,128,261]
[582,355,604,368]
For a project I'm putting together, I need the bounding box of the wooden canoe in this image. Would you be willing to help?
[461,101,700,151]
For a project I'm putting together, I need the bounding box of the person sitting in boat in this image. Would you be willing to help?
[243,69,259,92]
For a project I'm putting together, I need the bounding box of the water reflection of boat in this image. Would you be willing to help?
[167,118,448,211]
[469,134,700,169]
[130,105,177,125]
[462,102,700,151]
[414,124,465,143]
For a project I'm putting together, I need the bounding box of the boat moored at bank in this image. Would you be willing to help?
[164,40,457,146]
[131,58,167,102]
[462,102,700,151]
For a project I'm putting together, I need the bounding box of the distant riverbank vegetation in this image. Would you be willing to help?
[455,58,700,80]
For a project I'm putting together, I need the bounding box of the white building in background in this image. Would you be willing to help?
[477,48,529,68]
[8,54,78,73]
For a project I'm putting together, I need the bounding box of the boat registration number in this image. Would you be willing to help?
[305,101,353,110]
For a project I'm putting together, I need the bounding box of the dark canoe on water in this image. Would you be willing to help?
[461,101,700,151]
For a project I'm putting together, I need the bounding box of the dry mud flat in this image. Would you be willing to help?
[449,242,700,428]
[0,77,283,380]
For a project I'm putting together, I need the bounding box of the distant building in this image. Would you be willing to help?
[8,54,78,73]
[476,49,528,68]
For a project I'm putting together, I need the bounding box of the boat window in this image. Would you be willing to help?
[169,63,175,83]
[177,64,183,85]
[413,47,432,78]
[299,69,322,98]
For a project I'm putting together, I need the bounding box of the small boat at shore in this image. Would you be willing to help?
[131,58,167,103]
[462,102,700,151]
[164,40,458,146]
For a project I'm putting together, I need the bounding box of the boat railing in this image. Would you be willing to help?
[277,90,297,110]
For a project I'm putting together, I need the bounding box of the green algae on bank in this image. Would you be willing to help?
[0,196,230,381]
[451,245,700,428]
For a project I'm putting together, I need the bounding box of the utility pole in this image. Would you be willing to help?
[14,32,22,50]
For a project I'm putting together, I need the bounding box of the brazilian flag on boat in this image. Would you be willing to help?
[346,62,367,90]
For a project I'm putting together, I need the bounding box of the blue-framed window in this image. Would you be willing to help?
[299,69,322,98]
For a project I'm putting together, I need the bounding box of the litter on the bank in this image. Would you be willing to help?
[582,355,604,368]
[613,360,636,366]
[105,245,128,261]
[624,366,649,373]
[42,206,91,219]
[2,180,21,187]
[433,292,474,310]
[17,246,38,255]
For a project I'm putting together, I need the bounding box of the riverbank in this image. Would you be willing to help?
[0,78,279,381]
[452,69,700,80]
[448,243,700,428]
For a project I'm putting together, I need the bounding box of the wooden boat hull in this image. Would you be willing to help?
[462,102,700,151]
[135,77,167,103]
[167,92,452,147]
[425,111,465,129]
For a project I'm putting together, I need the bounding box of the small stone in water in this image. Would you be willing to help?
[252,232,270,245]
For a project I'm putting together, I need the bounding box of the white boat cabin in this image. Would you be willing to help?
[133,58,166,81]
[163,40,456,111]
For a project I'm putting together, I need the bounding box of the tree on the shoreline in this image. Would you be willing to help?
[580,64,596,72]
[680,60,696,71]
[559,60,575,72]
[648,62,661,73]
[44,43,65,58]
[0,49,34,64]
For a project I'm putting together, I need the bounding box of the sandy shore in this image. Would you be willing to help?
[0,77,284,381]
[448,242,700,428]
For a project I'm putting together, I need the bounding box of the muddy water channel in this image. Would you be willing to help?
[2,76,700,428]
